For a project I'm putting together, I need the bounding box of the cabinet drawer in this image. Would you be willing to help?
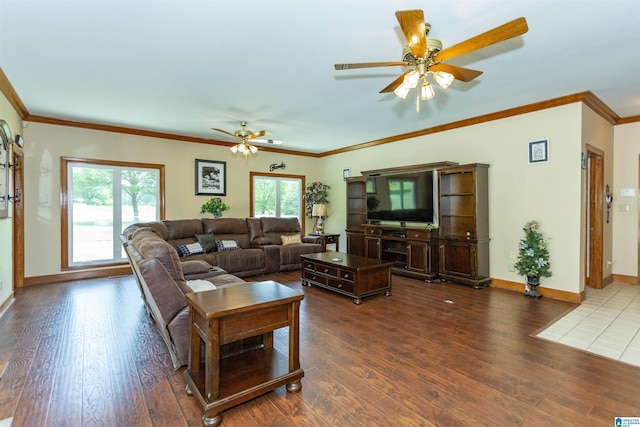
[316,265,338,277]
[338,269,355,282]
[327,278,354,293]
[303,261,317,271]
[364,227,382,236]
[406,229,430,240]
[303,270,327,285]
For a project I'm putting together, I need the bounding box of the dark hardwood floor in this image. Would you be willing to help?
[1,271,639,426]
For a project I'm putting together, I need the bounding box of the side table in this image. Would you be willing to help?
[184,281,304,426]
[308,233,340,252]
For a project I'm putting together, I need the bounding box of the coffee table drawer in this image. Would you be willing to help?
[327,277,354,293]
[303,269,327,286]
[338,269,355,282]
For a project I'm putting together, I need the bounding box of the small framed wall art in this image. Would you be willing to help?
[528,138,549,164]
[195,159,227,196]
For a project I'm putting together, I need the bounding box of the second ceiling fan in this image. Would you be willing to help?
[335,10,528,110]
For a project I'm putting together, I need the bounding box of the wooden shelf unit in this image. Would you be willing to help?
[438,163,490,288]
[345,176,367,257]
[363,224,438,281]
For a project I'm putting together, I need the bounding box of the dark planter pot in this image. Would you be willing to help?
[524,275,542,299]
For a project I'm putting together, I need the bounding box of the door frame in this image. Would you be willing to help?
[585,144,604,289]
[12,145,24,288]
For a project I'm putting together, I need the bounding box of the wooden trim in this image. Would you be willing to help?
[24,266,132,286]
[25,114,320,158]
[0,291,15,316]
[489,278,583,303]
[12,145,24,288]
[60,157,165,269]
[0,68,29,119]
[612,274,638,284]
[586,146,604,288]
[361,161,458,176]
[617,115,640,125]
[582,92,619,125]
[249,172,306,232]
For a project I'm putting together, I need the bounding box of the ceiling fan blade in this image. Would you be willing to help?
[379,70,412,93]
[335,62,408,70]
[249,130,270,140]
[434,17,528,63]
[395,10,427,58]
[429,63,483,82]
[212,128,236,138]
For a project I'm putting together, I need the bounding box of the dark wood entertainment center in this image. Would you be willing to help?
[346,161,490,288]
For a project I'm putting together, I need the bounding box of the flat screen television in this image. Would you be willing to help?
[365,170,436,225]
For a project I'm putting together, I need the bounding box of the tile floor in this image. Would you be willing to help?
[536,282,640,367]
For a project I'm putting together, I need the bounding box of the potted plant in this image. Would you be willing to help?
[200,197,229,218]
[514,220,552,298]
[302,181,330,218]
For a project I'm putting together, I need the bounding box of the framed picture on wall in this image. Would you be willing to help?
[195,159,227,196]
[0,120,12,219]
[528,139,549,164]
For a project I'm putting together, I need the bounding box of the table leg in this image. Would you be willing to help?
[205,318,220,402]
[287,300,302,393]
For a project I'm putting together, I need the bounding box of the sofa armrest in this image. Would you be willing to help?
[260,245,281,274]
[181,259,213,276]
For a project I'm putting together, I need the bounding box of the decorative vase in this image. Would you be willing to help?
[525,275,542,299]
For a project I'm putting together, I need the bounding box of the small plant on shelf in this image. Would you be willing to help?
[200,197,229,218]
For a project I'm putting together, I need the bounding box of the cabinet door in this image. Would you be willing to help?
[365,237,381,259]
[440,241,476,278]
[406,241,429,273]
[346,232,365,257]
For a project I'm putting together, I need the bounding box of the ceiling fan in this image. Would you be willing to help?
[212,121,278,157]
[335,10,528,111]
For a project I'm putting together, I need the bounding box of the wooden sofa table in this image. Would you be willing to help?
[184,281,304,427]
[300,251,393,304]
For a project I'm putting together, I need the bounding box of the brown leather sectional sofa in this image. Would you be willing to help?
[120,217,323,368]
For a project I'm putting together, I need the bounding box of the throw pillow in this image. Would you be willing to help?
[216,240,241,251]
[195,233,217,253]
[185,279,217,292]
[281,234,302,245]
[176,242,205,257]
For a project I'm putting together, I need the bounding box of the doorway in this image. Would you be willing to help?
[585,145,604,289]
[12,145,24,288]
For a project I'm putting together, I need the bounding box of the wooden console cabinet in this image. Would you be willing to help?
[363,224,438,281]
[345,176,367,257]
[438,163,490,288]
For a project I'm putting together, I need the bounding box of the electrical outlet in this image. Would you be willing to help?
[508,264,515,272]
[509,251,517,259]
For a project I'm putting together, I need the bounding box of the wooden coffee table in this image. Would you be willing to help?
[300,251,393,304]
[184,281,304,427]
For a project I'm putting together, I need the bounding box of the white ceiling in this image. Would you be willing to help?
[1,1,639,154]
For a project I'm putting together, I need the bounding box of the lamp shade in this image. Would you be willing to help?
[312,203,328,217]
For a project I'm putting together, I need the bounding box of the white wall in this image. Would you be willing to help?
[22,122,319,278]
[0,94,22,306]
[613,122,640,278]
[321,104,586,294]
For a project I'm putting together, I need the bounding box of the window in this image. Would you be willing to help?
[250,172,305,227]
[388,179,416,210]
[61,157,165,269]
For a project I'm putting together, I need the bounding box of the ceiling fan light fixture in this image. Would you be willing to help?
[405,70,420,89]
[394,81,411,99]
[433,70,454,89]
[420,80,435,101]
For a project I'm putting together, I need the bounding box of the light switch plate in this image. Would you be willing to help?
[620,188,635,197]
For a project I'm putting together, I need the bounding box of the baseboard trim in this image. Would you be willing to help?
[24,266,132,286]
[612,274,638,285]
[490,278,583,303]
[0,291,15,317]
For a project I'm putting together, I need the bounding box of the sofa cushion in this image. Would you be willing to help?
[202,218,251,248]
[176,242,205,257]
[281,234,302,245]
[164,219,204,240]
[216,240,240,251]
[195,232,217,252]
